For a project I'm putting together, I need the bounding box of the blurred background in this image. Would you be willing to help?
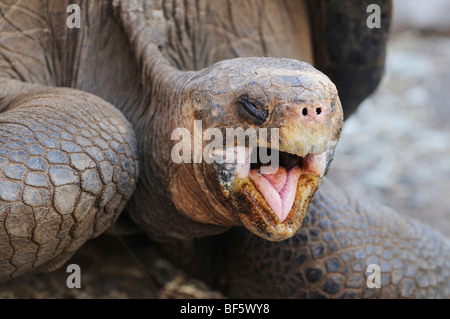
[1,0,449,298]
[328,0,450,235]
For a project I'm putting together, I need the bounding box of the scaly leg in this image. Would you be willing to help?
[0,86,138,281]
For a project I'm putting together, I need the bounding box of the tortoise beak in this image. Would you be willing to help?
[226,144,335,241]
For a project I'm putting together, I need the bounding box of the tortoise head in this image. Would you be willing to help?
[168,57,343,241]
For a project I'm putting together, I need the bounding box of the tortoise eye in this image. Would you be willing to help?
[239,98,268,124]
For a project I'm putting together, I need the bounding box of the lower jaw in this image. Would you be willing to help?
[233,172,321,241]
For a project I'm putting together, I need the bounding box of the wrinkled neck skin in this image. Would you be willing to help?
[117,27,235,241]
[114,0,318,241]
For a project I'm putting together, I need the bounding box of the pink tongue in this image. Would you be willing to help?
[262,167,287,192]
[249,166,302,222]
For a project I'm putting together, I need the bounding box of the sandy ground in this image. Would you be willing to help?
[0,0,449,298]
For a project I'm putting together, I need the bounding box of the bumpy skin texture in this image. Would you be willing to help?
[163,180,450,298]
[224,180,450,298]
[0,0,143,278]
[0,88,138,281]
[2,0,449,300]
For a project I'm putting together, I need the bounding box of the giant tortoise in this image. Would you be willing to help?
[0,0,449,299]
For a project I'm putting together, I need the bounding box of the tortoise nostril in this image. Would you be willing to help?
[302,107,308,116]
[316,107,322,115]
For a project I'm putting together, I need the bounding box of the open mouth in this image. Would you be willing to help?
[249,149,307,223]
[247,147,326,221]
[222,145,330,241]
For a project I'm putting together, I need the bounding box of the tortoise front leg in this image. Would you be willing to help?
[0,87,138,281]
